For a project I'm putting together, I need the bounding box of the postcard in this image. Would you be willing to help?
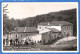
[0,0,79,54]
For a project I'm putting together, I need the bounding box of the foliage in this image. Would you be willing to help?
[3,4,14,35]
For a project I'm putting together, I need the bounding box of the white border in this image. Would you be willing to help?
[1,2,79,53]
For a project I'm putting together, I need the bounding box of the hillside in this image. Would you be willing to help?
[21,8,77,36]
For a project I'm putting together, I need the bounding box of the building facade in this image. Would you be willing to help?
[9,27,39,40]
[39,29,52,44]
[3,27,39,46]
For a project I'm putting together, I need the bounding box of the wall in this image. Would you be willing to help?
[9,32,38,40]
[37,25,61,33]
[61,25,73,37]
[25,34,42,43]
[41,31,52,44]
[51,32,60,40]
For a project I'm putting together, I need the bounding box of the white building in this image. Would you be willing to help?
[37,21,73,37]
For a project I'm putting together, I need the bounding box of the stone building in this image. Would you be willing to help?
[39,29,51,44]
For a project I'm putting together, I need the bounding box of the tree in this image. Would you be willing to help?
[58,16,63,21]
[3,4,14,35]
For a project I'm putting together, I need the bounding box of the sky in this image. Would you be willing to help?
[2,2,78,19]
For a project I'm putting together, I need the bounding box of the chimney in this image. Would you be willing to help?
[48,23,49,25]
[24,26,26,32]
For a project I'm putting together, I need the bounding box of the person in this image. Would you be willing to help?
[25,41,28,45]
[10,39,12,45]
[3,39,5,46]
[15,38,18,46]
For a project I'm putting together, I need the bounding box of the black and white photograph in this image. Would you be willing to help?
[2,2,78,52]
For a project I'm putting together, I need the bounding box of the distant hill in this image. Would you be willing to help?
[18,8,76,36]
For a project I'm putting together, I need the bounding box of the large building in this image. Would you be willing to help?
[37,21,73,37]
[9,27,39,40]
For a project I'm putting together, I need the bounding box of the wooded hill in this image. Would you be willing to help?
[3,8,77,36]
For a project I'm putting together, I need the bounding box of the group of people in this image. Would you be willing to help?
[3,38,41,46]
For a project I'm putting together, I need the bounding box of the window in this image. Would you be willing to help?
[21,35,22,38]
[16,34,17,38]
[71,27,72,29]
[48,40,50,43]
[54,35,56,37]
[65,27,66,29]
[43,39,45,44]
[65,27,67,29]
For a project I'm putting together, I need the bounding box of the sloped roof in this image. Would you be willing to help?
[13,27,38,33]
[47,28,60,32]
[39,29,51,34]
[39,28,60,34]
[25,27,38,32]
[38,21,72,26]
[15,27,25,32]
